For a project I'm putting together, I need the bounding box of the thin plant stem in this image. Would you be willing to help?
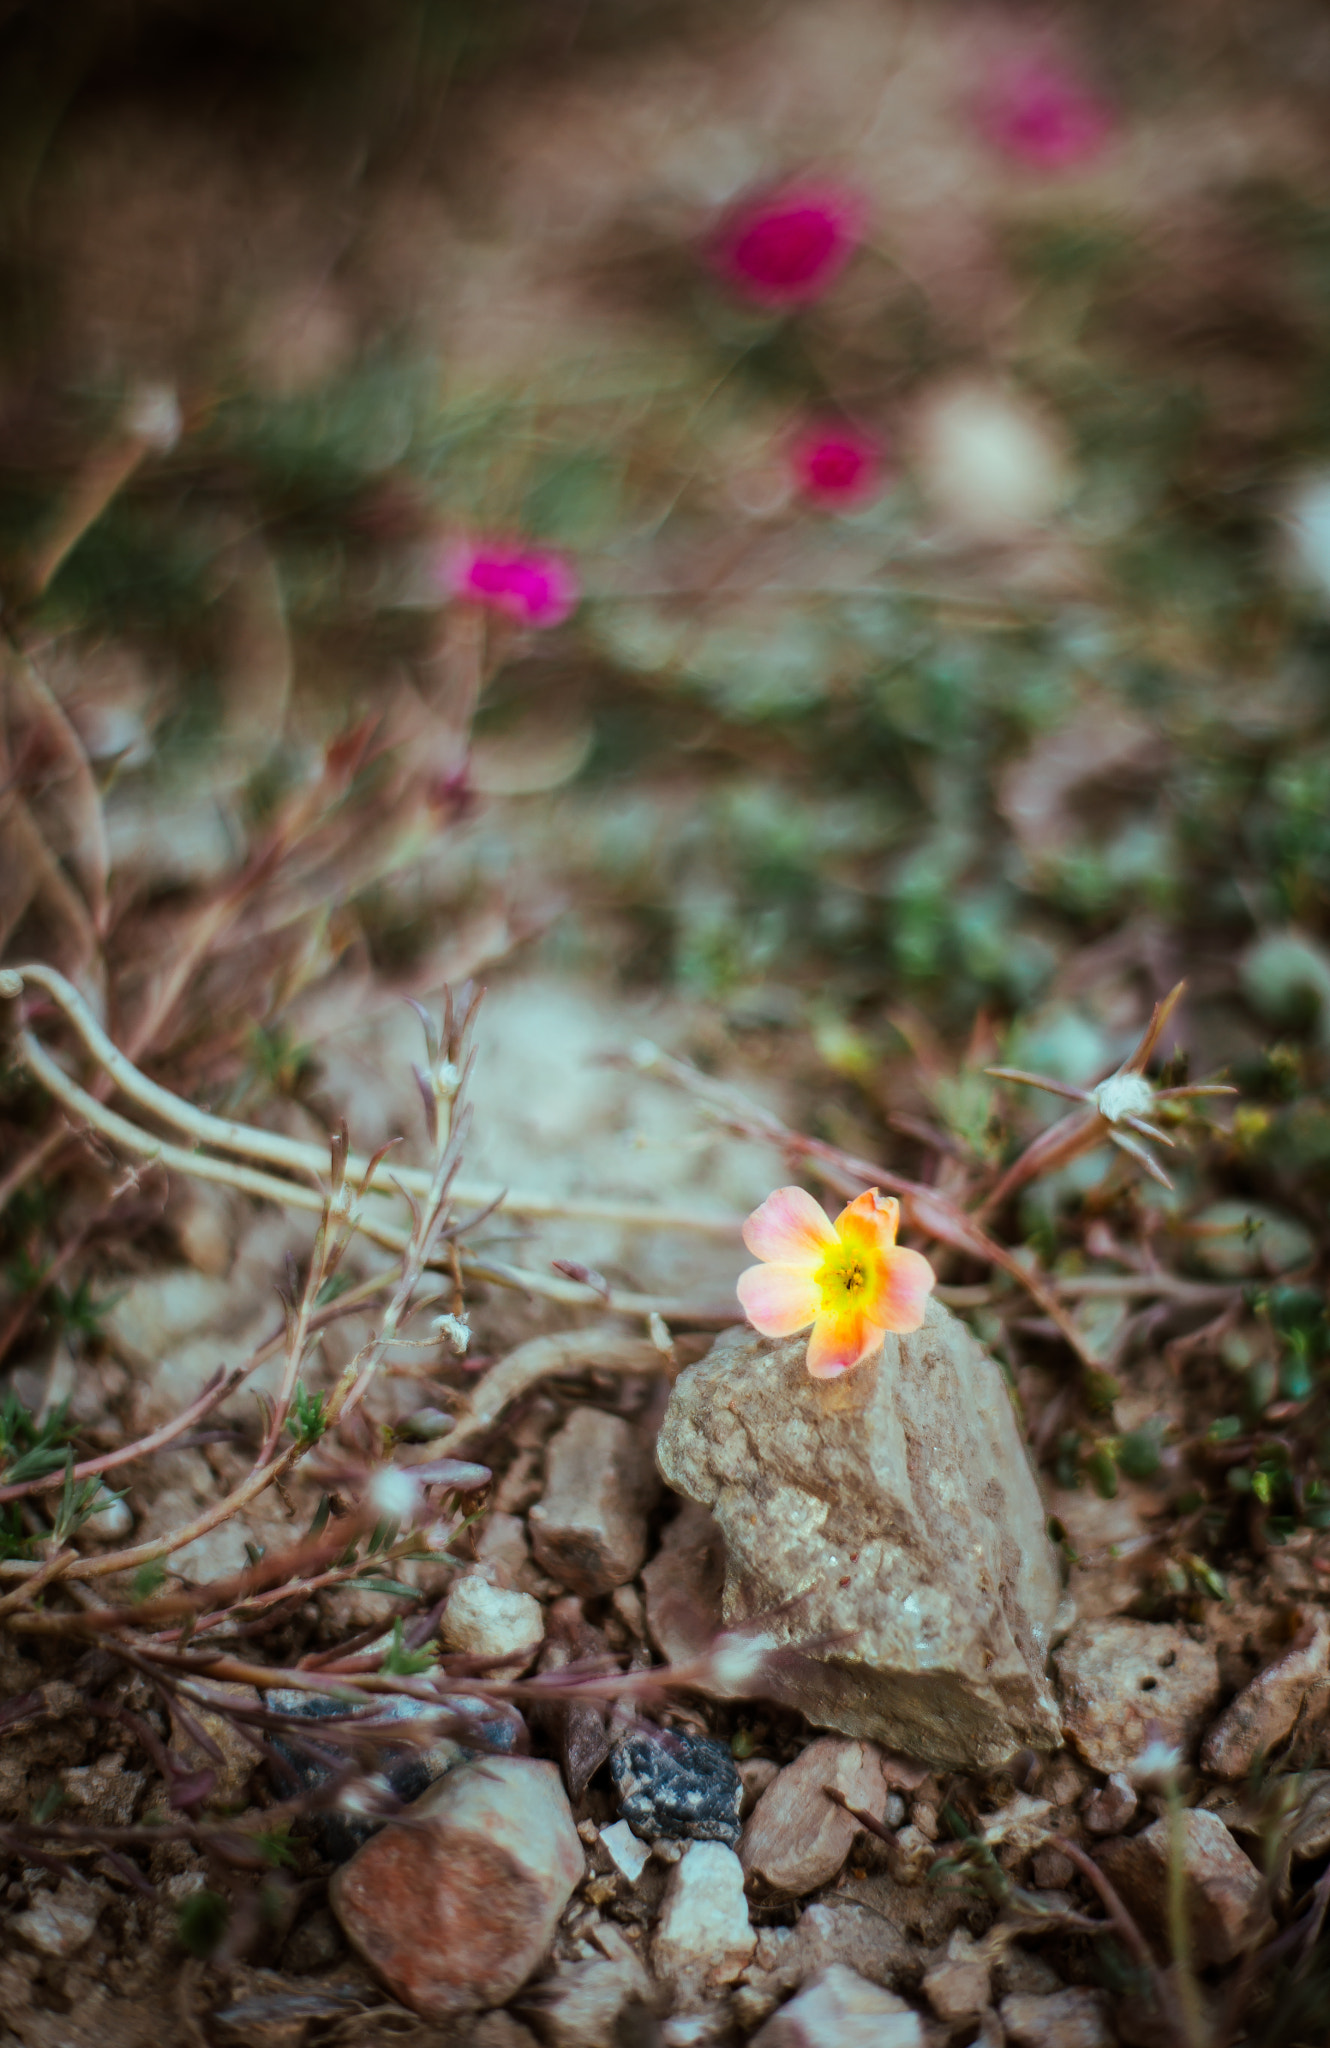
[3,962,742,1236]
[1166,1788,1210,2048]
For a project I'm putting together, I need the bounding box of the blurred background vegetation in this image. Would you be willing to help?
[5,0,1330,1537]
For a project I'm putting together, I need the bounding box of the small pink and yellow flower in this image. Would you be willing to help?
[737,1185,935,1378]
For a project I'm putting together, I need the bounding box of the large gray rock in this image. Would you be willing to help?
[655,1301,1062,1768]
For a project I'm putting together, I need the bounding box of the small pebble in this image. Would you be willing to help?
[652,1840,755,1995]
[1054,1620,1221,1774]
[999,1988,1113,2048]
[1096,1810,1263,1969]
[331,1756,583,2017]
[610,1727,743,1846]
[1082,1771,1137,1836]
[1200,1611,1330,1780]
[741,1738,892,1897]
[440,1571,544,1670]
[11,1880,100,1958]
[750,1963,925,2047]
[923,1929,989,2022]
[529,1406,657,1595]
[599,1818,651,1884]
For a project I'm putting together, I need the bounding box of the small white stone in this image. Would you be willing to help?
[1000,1988,1114,2048]
[750,1964,925,2048]
[652,1840,754,1993]
[440,1572,544,1671]
[86,1487,134,1538]
[600,1818,651,1884]
[661,2015,728,2047]
[12,1880,100,1958]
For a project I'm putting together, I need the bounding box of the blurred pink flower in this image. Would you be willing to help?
[977,57,1112,170]
[713,182,865,308]
[442,538,579,628]
[792,422,885,508]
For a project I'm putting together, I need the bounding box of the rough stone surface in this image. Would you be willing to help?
[1031,1845,1075,1889]
[655,1305,1062,1767]
[886,1824,938,1887]
[1000,1989,1113,2048]
[440,1569,545,1670]
[1201,1610,1330,1779]
[652,1840,755,1995]
[922,1929,990,2021]
[742,1895,921,2017]
[471,1511,532,1585]
[1096,1810,1263,1969]
[536,1948,653,2048]
[600,1818,652,1883]
[611,1727,743,1846]
[529,1405,657,1595]
[737,1755,780,1814]
[11,1880,100,1958]
[1055,1620,1221,1773]
[1082,1771,1138,1836]
[741,1737,890,1896]
[642,1499,727,1665]
[330,1756,583,2017]
[750,1964,925,2048]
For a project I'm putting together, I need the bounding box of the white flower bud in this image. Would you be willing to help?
[366,1466,422,1524]
[433,1311,470,1355]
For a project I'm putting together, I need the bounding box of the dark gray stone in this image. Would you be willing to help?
[266,1688,524,1862]
[610,1727,743,1846]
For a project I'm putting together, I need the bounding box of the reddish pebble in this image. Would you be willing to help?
[330,1756,583,2018]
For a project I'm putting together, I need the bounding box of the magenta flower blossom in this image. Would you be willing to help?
[977,58,1112,171]
[713,182,865,308]
[792,422,885,509]
[441,537,579,628]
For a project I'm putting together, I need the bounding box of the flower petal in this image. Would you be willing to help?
[865,1245,936,1333]
[834,1188,900,1257]
[737,1262,821,1337]
[805,1306,886,1379]
[742,1186,837,1267]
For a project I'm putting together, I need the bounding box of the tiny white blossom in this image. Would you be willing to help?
[339,1773,394,1815]
[708,1631,774,1694]
[434,1311,470,1355]
[366,1466,422,1523]
[1092,1071,1156,1124]
[1127,1738,1182,1790]
[124,381,182,451]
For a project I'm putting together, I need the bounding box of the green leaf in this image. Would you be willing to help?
[1117,1427,1163,1481]
[286,1383,327,1448]
[378,1617,436,1676]
[133,1560,167,1602]
[1085,1446,1119,1500]
[254,1823,298,1869]
[177,1889,230,1958]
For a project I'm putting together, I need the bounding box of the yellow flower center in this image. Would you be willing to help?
[816,1242,868,1311]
